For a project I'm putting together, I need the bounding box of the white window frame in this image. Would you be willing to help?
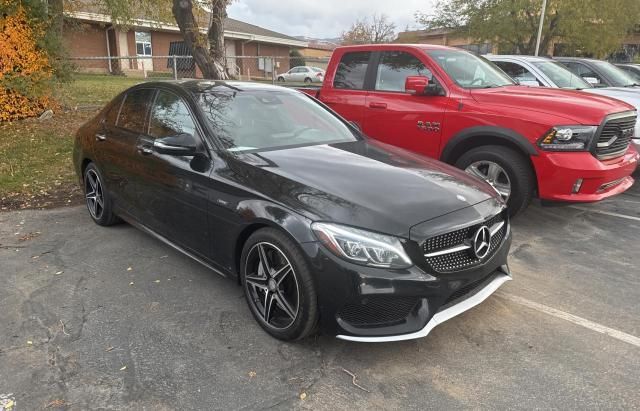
[135,31,153,57]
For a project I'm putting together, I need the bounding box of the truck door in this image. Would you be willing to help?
[362,50,447,159]
[320,50,373,128]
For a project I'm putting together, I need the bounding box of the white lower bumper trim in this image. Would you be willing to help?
[336,273,511,342]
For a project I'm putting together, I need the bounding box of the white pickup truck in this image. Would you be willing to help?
[485,54,640,150]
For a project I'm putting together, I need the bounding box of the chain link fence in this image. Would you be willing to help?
[67,55,331,85]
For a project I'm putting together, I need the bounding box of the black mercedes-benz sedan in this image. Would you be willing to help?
[73,80,512,342]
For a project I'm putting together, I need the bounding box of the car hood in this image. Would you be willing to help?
[232,139,498,237]
[470,85,634,125]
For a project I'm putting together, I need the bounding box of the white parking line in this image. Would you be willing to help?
[498,293,640,348]
[569,206,640,222]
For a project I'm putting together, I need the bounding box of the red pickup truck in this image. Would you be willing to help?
[298,44,639,215]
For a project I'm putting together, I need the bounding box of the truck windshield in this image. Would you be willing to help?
[426,49,514,88]
[531,61,591,89]
[197,89,358,153]
[591,60,638,87]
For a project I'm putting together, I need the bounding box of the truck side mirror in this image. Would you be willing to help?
[405,76,444,96]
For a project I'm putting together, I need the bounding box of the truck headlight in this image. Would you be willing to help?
[311,222,413,269]
[538,126,597,151]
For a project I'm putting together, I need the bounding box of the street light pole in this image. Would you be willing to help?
[534,0,548,56]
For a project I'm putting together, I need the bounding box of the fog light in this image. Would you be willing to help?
[572,178,583,194]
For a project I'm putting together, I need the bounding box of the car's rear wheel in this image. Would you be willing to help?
[304,77,312,84]
[240,228,318,341]
[83,163,120,226]
[455,145,535,217]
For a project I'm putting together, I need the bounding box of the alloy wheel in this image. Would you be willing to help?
[85,169,105,220]
[244,242,300,329]
[465,160,512,201]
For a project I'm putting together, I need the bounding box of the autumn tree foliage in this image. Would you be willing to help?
[0,5,57,121]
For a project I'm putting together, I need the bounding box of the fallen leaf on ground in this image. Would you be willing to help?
[55,271,63,275]
[45,399,66,408]
[248,371,256,378]
[154,280,160,283]
[105,346,114,352]
[27,340,33,345]
[127,267,132,271]
[299,392,307,400]
[120,366,127,371]
[129,282,134,286]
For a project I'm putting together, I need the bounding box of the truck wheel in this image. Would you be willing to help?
[455,145,535,217]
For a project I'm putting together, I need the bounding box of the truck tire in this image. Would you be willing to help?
[455,145,535,217]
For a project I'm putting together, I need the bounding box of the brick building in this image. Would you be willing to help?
[63,10,307,79]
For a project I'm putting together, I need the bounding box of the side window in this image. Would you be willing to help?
[334,51,371,90]
[494,61,541,85]
[116,89,154,133]
[148,90,197,138]
[564,62,603,84]
[104,96,123,125]
[375,51,432,92]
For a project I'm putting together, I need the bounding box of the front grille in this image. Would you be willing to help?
[338,296,419,327]
[422,213,506,273]
[595,114,636,160]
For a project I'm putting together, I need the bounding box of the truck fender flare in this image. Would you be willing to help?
[440,126,539,163]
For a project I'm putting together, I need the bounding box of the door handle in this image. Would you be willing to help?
[323,96,340,104]
[368,102,387,109]
[137,145,153,155]
[95,133,107,141]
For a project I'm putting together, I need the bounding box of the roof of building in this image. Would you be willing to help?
[224,18,299,42]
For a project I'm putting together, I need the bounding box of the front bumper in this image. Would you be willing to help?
[299,225,512,341]
[532,147,639,202]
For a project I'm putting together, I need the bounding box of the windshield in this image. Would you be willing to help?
[197,89,358,153]
[591,60,638,87]
[426,49,515,88]
[532,61,591,89]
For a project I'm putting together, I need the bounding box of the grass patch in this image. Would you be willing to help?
[0,74,143,209]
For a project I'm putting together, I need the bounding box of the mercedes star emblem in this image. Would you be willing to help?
[473,225,492,259]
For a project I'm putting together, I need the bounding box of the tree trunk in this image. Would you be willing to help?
[172,0,227,79]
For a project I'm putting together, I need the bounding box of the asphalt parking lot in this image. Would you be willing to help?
[1,173,639,410]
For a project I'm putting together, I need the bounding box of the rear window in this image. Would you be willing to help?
[334,51,371,90]
[117,88,154,132]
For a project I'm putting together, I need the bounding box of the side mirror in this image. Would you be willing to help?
[154,133,197,156]
[516,79,540,87]
[405,76,444,96]
[582,76,600,85]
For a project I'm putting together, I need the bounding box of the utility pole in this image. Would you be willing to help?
[534,0,548,56]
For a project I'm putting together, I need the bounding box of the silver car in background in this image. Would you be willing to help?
[485,54,640,150]
[277,66,325,83]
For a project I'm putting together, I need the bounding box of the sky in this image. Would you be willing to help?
[227,0,434,39]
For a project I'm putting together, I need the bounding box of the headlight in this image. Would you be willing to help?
[311,222,413,269]
[538,125,597,151]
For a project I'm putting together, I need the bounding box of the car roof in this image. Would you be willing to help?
[552,56,599,62]
[335,43,461,52]
[131,80,298,95]
[484,54,552,62]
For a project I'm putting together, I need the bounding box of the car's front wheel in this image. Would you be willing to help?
[83,163,120,226]
[277,76,285,82]
[240,228,318,341]
[455,145,535,217]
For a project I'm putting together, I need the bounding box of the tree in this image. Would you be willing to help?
[416,0,640,58]
[341,13,396,45]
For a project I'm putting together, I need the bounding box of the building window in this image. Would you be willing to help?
[135,31,152,56]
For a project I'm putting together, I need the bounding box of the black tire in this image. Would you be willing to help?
[83,163,120,226]
[240,228,318,341]
[455,145,535,217]
[277,76,285,82]
[304,77,312,84]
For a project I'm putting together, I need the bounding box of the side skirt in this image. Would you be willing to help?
[117,212,228,279]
